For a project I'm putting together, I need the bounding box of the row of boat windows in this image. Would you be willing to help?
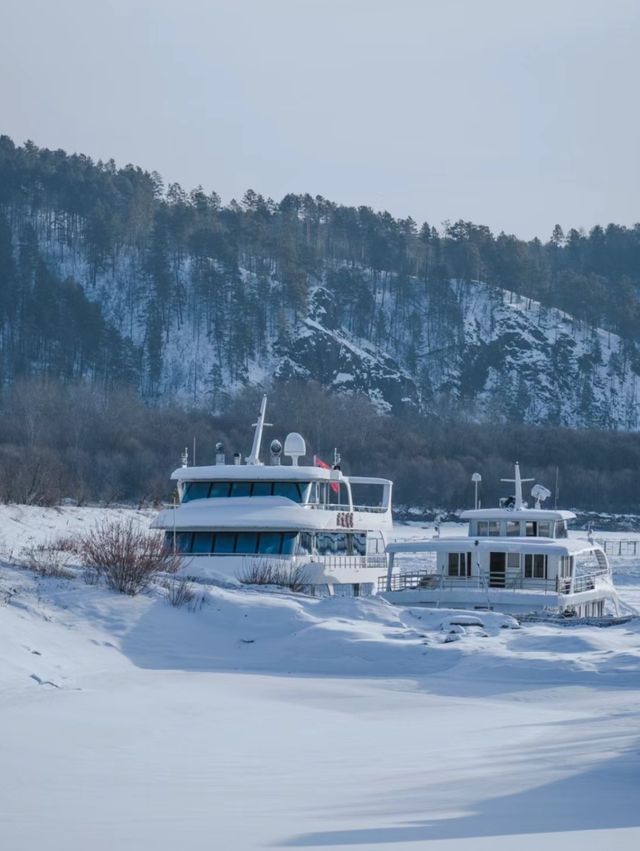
[183,481,306,503]
[447,552,550,579]
[474,520,567,538]
[165,530,368,556]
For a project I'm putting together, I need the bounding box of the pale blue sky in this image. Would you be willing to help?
[1,0,638,238]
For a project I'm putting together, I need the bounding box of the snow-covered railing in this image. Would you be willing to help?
[598,539,640,557]
[570,569,609,594]
[304,503,387,513]
[379,570,609,595]
[304,554,387,571]
[379,571,487,593]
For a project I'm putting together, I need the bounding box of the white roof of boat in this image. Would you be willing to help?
[151,497,377,532]
[387,536,602,556]
[171,465,391,485]
[461,508,576,521]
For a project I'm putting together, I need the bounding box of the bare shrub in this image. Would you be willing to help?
[161,577,205,611]
[50,534,82,554]
[79,519,180,595]
[240,560,310,593]
[82,565,101,585]
[19,544,75,579]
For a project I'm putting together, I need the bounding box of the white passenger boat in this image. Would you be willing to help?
[382,464,620,618]
[151,396,391,593]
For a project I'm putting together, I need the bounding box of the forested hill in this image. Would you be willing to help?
[1,135,640,429]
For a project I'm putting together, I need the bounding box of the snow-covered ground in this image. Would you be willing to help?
[1,506,639,850]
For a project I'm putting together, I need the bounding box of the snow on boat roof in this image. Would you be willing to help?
[151,497,353,532]
[171,465,391,485]
[386,537,602,556]
[460,508,576,521]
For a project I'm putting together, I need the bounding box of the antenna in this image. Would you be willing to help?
[500,462,534,510]
[246,394,272,466]
[471,472,481,509]
[180,447,189,468]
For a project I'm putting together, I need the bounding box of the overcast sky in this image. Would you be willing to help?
[1,0,638,239]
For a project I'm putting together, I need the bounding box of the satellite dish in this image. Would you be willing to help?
[531,483,551,508]
[283,432,306,466]
[471,472,482,483]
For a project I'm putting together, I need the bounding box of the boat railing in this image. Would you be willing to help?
[301,554,387,571]
[379,571,487,593]
[597,539,640,557]
[380,570,434,592]
[570,568,610,594]
[380,568,610,595]
[239,553,387,573]
[305,503,388,514]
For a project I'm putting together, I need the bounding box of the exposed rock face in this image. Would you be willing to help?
[10,218,640,429]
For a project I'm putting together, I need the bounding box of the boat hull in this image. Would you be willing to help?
[175,553,388,590]
[379,583,618,615]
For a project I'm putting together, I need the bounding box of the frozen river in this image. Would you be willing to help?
[0,506,639,850]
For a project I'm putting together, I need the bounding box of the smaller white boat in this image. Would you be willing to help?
[382,463,620,618]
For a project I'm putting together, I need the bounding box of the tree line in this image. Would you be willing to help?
[1,378,638,514]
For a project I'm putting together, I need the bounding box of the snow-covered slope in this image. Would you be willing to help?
[1,505,640,850]
[28,219,640,429]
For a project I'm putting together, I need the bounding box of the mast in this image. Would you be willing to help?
[246,394,272,466]
[501,462,534,510]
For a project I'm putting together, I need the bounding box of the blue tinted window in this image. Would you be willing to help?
[259,532,281,554]
[252,482,272,496]
[281,532,297,555]
[236,532,258,554]
[176,532,192,552]
[316,533,331,555]
[317,533,348,555]
[230,482,251,497]
[210,482,230,498]
[214,532,236,553]
[183,482,210,502]
[352,533,366,556]
[297,532,314,554]
[192,532,214,554]
[273,483,302,502]
[164,532,188,551]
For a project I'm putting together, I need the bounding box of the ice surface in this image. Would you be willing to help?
[1,506,639,850]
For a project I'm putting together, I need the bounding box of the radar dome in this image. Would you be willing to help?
[283,432,306,466]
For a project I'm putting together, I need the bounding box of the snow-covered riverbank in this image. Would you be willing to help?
[1,505,639,850]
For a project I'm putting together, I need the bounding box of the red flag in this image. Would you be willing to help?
[314,456,340,493]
